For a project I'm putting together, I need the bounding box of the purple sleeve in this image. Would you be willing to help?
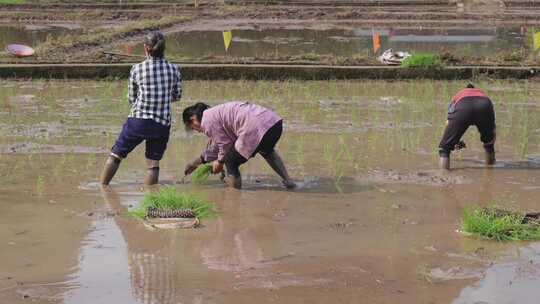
[204,125,232,162]
[201,139,218,162]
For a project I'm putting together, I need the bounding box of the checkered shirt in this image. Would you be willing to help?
[127,57,182,126]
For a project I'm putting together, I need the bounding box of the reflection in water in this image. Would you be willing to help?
[127,27,524,59]
[64,215,137,304]
[454,243,540,304]
[201,189,285,273]
[66,188,183,304]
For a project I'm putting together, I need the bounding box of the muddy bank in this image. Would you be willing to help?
[0,63,537,80]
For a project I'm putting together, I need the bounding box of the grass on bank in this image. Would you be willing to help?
[401,53,442,68]
[129,187,216,220]
[0,0,25,4]
[35,16,190,60]
[461,206,540,241]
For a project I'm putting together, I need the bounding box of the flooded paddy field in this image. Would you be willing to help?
[125,26,525,61]
[2,0,540,65]
[2,79,540,303]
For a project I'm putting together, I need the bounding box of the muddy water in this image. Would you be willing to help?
[0,25,80,48]
[1,79,540,303]
[125,27,524,59]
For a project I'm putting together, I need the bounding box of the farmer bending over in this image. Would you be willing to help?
[438,84,496,170]
[183,102,296,189]
[100,31,182,185]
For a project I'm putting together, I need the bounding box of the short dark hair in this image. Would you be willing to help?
[466,83,475,89]
[182,102,210,127]
[144,31,166,58]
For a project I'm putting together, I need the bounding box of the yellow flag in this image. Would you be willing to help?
[223,31,232,51]
[534,31,540,51]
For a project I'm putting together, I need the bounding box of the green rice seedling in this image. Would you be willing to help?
[191,163,213,184]
[461,206,540,241]
[36,175,45,197]
[130,187,216,220]
[402,53,442,68]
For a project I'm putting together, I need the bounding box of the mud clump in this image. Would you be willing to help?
[364,169,469,186]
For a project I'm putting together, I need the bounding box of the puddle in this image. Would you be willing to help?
[0,24,81,48]
[2,79,540,303]
[454,243,540,304]
[124,27,524,60]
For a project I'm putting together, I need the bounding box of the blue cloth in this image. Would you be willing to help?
[111,118,170,161]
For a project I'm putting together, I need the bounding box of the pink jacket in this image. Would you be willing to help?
[200,102,281,161]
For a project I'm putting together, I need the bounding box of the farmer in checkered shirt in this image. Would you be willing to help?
[100,31,182,185]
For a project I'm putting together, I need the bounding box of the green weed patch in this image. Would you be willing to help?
[401,53,442,68]
[461,206,540,241]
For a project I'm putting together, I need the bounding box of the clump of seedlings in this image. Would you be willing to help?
[191,163,213,184]
[461,206,540,241]
[401,53,442,68]
[130,187,216,220]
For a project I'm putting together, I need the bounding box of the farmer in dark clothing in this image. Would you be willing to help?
[100,31,182,185]
[438,84,496,169]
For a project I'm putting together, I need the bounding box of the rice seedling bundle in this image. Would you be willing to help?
[461,206,540,241]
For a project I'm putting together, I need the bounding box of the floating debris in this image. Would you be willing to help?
[378,48,411,65]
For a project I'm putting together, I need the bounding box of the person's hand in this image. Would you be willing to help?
[184,158,202,175]
[212,160,224,174]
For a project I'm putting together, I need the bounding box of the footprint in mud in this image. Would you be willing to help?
[244,175,372,193]
[454,243,540,304]
[362,169,469,186]
[328,221,355,233]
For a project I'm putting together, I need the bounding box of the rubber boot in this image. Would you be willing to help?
[225,175,242,189]
[100,155,121,185]
[485,151,496,166]
[144,167,159,185]
[263,151,296,189]
[439,156,450,170]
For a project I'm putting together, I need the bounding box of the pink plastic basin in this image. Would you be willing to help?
[5,44,35,57]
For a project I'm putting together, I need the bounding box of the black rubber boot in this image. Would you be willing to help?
[144,167,159,185]
[263,151,296,189]
[485,150,496,165]
[439,156,450,170]
[100,155,121,185]
[225,175,242,189]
